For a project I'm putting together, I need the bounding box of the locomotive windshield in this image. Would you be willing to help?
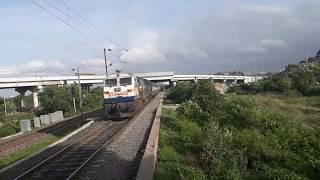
[120,78,132,86]
[105,79,117,87]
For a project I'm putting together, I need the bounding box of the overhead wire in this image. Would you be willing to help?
[29,0,104,49]
[55,0,121,49]
[29,0,132,76]
[41,0,108,46]
[33,0,128,60]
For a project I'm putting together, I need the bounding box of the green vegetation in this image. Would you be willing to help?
[0,121,82,169]
[0,136,60,169]
[0,112,34,138]
[230,58,320,96]
[39,85,103,117]
[155,81,320,179]
[0,85,103,138]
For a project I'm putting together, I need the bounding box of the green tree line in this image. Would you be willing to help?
[230,60,320,96]
[0,85,103,138]
[38,85,103,116]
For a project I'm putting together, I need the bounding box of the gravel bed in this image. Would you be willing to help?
[76,93,163,180]
[0,120,110,180]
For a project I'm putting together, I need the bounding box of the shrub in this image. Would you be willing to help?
[166,82,193,103]
[0,122,19,138]
[39,86,103,115]
[158,80,320,179]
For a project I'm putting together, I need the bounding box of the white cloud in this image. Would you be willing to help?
[120,30,167,64]
[238,46,269,54]
[121,46,166,64]
[80,58,105,67]
[0,60,66,77]
[261,39,289,49]
[245,5,288,14]
[26,60,65,69]
[0,65,19,76]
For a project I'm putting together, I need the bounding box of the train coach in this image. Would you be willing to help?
[103,74,152,119]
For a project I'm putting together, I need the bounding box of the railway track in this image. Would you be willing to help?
[0,109,103,158]
[14,119,130,180]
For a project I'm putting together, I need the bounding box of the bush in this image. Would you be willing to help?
[39,86,103,116]
[0,122,19,138]
[166,82,193,104]
[155,161,207,180]
[158,80,320,179]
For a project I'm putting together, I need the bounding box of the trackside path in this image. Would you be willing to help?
[76,92,164,180]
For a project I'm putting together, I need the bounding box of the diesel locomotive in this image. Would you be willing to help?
[103,74,152,119]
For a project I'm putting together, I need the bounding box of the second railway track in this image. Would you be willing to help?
[0,109,103,158]
[14,119,130,180]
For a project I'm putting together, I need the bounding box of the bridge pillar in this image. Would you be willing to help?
[169,81,176,87]
[194,77,198,83]
[15,86,42,109]
[30,86,42,108]
[81,84,91,92]
[15,87,28,109]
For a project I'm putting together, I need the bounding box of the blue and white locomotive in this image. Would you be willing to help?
[103,74,152,119]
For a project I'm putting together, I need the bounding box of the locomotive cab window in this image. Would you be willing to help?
[105,79,117,87]
[120,77,132,86]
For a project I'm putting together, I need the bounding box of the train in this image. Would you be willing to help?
[103,74,153,119]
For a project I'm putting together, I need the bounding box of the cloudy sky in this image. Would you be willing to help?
[1,0,320,78]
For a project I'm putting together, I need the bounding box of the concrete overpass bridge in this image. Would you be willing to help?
[0,71,263,108]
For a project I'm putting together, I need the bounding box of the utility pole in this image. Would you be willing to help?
[73,68,83,116]
[104,48,112,78]
[306,56,309,72]
[3,97,7,116]
[73,97,77,115]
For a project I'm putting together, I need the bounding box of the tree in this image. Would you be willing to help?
[40,86,75,114]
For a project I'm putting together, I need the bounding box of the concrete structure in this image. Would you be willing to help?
[55,111,64,121]
[0,72,264,109]
[33,117,41,128]
[20,120,32,132]
[49,113,58,123]
[136,96,163,180]
[40,115,50,125]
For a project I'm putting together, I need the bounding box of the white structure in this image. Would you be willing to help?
[0,72,264,108]
[33,117,41,128]
[40,115,50,125]
[20,120,32,132]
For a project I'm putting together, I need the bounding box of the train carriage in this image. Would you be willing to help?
[103,74,152,119]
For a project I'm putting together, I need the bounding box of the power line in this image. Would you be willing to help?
[32,0,127,58]
[29,0,129,71]
[55,0,121,48]
[40,0,107,46]
[41,0,107,46]
[29,0,104,49]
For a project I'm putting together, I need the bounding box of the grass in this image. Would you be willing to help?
[250,94,320,129]
[0,136,60,169]
[0,112,35,138]
[0,122,83,170]
[154,108,207,180]
[156,93,320,179]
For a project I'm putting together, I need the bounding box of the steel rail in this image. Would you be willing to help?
[14,121,113,180]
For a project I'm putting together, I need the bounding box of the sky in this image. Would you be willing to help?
[1,0,320,78]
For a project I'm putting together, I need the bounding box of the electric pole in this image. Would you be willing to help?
[104,48,112,78]
[3,97,7,116]
[73,68,83,117]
